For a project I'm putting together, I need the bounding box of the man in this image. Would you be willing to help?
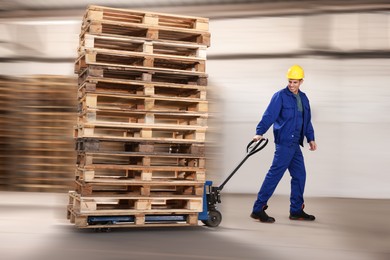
[251,65,317,223]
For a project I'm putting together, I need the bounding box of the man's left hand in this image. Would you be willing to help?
[309,141,317,151]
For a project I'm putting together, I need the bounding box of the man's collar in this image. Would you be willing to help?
[285,86,294,96]
[284,86,301,96]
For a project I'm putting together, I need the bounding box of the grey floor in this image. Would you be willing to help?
[1,191,389,260]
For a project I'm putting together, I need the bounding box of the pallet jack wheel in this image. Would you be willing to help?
[97,227,112,232]
[93,221,113,232]
[202,210,222,227]
[93,227,112,233]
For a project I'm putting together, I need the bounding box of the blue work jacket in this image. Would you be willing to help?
[256,87,315,146]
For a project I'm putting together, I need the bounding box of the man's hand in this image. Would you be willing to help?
[253,135,263,141]
[309,141,317,151]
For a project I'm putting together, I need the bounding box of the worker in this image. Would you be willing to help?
[250,65,317,223]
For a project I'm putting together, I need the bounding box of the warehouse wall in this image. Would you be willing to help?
[208,58,390,199]
[1,10,389,198]
[207,13,390,199]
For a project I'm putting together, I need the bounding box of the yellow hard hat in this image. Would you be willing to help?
[286,65,304,79]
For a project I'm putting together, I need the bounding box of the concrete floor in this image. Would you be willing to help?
[1,191,389,260]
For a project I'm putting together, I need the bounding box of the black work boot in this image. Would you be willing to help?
[289,210,315,221]
[250,205,275,223]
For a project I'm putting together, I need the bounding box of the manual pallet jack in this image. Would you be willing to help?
[88,138,268,230]
[198,138,268,227]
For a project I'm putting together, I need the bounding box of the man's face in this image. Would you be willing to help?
[287,79,303,94]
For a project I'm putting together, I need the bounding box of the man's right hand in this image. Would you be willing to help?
[253,135,263,141]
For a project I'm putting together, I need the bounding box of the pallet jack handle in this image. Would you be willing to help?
[218,138,268,191]
[201,138,268,227]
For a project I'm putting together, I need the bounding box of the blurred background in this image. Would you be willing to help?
[1,1,390,260]
[1,0,390,199]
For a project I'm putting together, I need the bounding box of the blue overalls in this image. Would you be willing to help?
[252,87,315,215]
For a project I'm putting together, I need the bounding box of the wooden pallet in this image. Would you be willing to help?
[78,65,208,86]
[77,108,207,129]
[67,208,199,228]
[83,5,209,32]
[74,179,204,196]
[74,121,207,142]
[0,75,78,192]
[78,92,208,114]
[76,156,205,176]
[75,138,205,155]
[68,191,203,213]
[75,166,205,182]
[81,19,210,47]
[79,77,207,100]
[75,49,206,74]
[81,8,210,43]
[76,150,205,168]
[79,34,207,59]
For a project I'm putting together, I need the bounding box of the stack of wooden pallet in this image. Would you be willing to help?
[0,76,16,190]
[0,75,77,192]
[67,5,210,228]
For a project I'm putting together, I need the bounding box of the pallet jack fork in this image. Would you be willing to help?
[198,138,268,227]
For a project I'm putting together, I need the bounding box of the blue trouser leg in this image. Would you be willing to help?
[288,146,306,214]
[252,144,296,213]
[253,143,306,213]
